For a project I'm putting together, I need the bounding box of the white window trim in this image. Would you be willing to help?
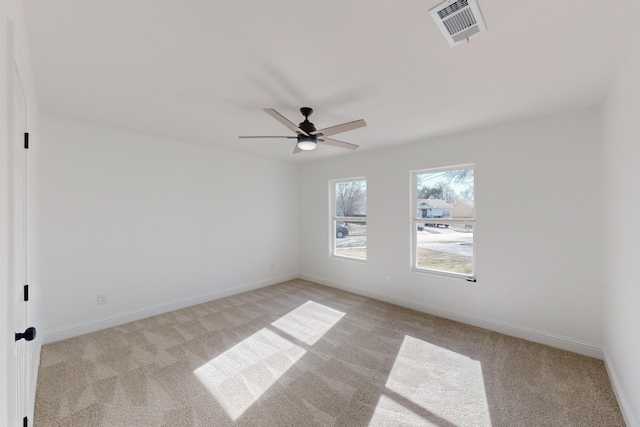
[411,164,475,280]
[330,177,367,262]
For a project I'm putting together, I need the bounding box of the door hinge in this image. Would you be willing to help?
[24,284,29,302]
[24,132,29,149]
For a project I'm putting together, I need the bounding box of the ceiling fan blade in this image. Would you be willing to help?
[293,145,302,154]
[238,136,296,139]
[264,108,309,136]
[312,119,366,137]
[320,137,359,150]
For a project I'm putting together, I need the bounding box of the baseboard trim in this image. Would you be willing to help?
[300,273,604,359]
[604,349,638,427]
[41,272,605,360]
[41,273,298,344]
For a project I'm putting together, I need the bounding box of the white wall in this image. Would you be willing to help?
[35,115,299,341]
[1,0,41,424]
[299,107,603,357]
[601,26,640,427]
[0,8,12,424]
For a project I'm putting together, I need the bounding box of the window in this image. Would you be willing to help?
[412,165,475,278]
[331,178,367,260]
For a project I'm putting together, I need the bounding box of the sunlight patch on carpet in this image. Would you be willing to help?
[194,301,344,421]
[369,394,439,426]
[194,328,305,420]
[271,300,345,345]
[374,335,491,427]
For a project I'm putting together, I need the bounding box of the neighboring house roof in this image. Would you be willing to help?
[417,199,453,209]
[454,200,474,208]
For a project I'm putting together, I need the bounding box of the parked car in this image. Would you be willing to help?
[423,215,449,228]
[336,225,349,238]
[425,222,449,228]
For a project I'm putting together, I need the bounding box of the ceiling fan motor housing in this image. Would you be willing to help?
[298,107,317,135]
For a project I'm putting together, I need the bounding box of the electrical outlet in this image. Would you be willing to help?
[384,276,391,284]
[97,293,107,305]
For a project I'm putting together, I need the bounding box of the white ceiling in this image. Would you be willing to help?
[24,1,637,163]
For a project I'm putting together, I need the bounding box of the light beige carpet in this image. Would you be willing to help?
[34,279,624,426]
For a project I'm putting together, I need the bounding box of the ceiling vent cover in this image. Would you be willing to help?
[430,0,487,47]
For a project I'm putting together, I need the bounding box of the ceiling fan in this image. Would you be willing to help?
[239,107,366,154]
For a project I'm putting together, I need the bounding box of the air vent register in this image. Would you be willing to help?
[430,0,487,47]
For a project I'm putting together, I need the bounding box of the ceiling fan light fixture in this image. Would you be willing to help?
[297,135,317,151]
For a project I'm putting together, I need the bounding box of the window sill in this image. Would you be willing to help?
[412,267,475,282]
[331,255,367,264]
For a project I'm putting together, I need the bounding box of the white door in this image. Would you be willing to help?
[11,59,30,427]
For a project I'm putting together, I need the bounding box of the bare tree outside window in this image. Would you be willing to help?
[444,169,474,186]
[418,182,460,204]
[335,180,366,217]
[417,169,474,204]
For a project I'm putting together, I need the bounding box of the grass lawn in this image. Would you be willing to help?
[417,248,472,275]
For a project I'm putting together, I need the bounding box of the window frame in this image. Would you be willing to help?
[330,176,367,262]
[411,164,475,280]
